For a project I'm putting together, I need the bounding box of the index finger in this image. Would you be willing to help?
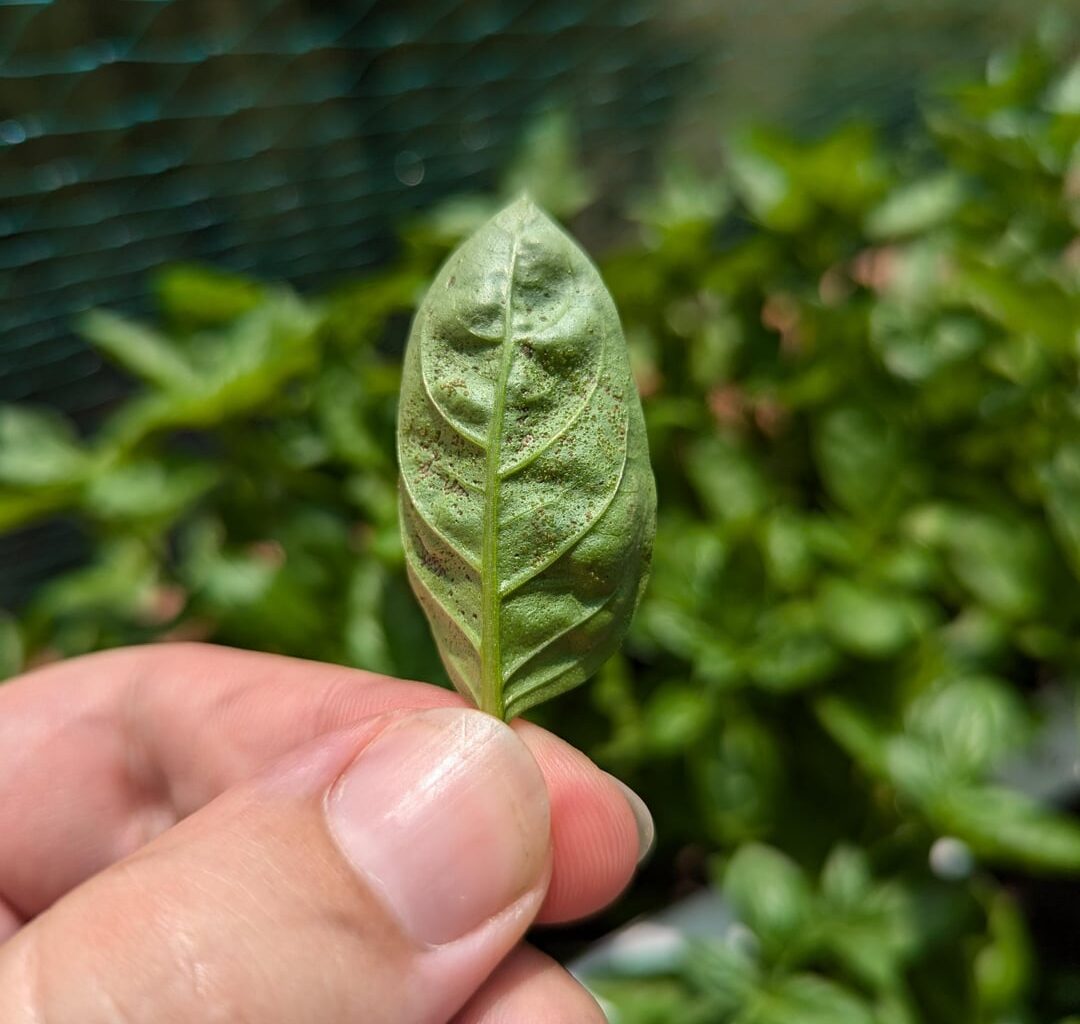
[0,643,644,929]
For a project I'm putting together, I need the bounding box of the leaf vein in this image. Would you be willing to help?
[498,411,630,598]
[402,560,481,652]
[503,589,620,683]
[399,484,482,573]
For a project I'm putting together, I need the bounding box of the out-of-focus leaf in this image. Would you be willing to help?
[643,682,711,753]
[932,783,1080,873]
[974,889,1032,1014]
[686,436,770,526]
[1044,58,1080,113]
[690,314,744,391]
[79,309,199,391]
[871,305,985,382]
[905,675,1030,776]
[743,973,877,1024]
[819,696,1080,872]
[155,263,265,329]
[631,520,727,662]
[683,940,760,1014]
[317,368,394,470]
[746,601,838,691]
[83,460,219,524]
[633,161,731,237]
[0,405,89,487]
[865,173,967,239]
[592,977,717,1024]
[952,262,1077,355]
[0,612,23,680]
[727,129,814,232]
[723,844,814,953]
[181,519,279,610]
[817,847,920,991]
[815,695,890,776]
[696,715,782,843]
[729,124,886,231]
[501,108,594,218]
[345,560,394,674]
[814,406,905,516]
[186,290,319,394]
[761,511,815,591]
[818,578,930,659]
[106,292,320,443]
[1040,443,1080,580]
[0,489,70,531]
[30,538,158,623]
[937,509,1045,619]
[820,845,874,909]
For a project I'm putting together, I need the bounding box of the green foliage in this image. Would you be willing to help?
[2,27,1080,1024]
[397,197,656,719]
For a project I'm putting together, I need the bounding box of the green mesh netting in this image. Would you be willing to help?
[1,0,712,415]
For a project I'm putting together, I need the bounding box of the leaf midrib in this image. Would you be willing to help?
[479,232,521,718]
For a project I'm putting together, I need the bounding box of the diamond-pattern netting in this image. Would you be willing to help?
[0,0,700,418]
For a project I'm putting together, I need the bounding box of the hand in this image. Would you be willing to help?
[0,643,652,1022]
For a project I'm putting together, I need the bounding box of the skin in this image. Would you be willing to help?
[0,643,642,1022]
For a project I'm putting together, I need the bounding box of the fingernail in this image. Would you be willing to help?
[327,708,550,946]
[609,775,655,864]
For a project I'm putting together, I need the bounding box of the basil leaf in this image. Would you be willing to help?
[397,197,656,719]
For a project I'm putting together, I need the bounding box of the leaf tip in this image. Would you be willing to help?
[494,192,553,231]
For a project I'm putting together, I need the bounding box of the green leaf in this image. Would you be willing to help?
[501,109,594,219]
[632,160,731,237]
[818,578,930,659]
[82,460,219,524]
[642,682,710,752]
[871,305,984,382]
[761,511,815,591]
[905,675,1030,776]
[397,197,656,719]
[0,488,71,532]
[814,406,904,516]
[155,263,265,328]
[818,847,920,991]
[683,940,760,1014]
[0,405,89,488]
[742,974,876,1024]
[746,601,838,691]
[931,783,1080,873]
[686,436,770,527]
[31,538,158,623]
[819,696,1080,872]
[975,890,1032,1013]
[0,612,23,680]
[865,172,967,239]
[1040,443,1080,581]
[727,129,814,232]
[696,716,782,843]
[723,844,815,953]
[1044,58,1080,114]
[820,846,874,909]
[105,292,320,443]
[932,508,1045,619]
[79,309,200,391]
[345,560,394,674]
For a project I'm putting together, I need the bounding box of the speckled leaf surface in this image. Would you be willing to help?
[397,197,656,719]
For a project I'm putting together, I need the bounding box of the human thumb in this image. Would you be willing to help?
[0,708,552,1024]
